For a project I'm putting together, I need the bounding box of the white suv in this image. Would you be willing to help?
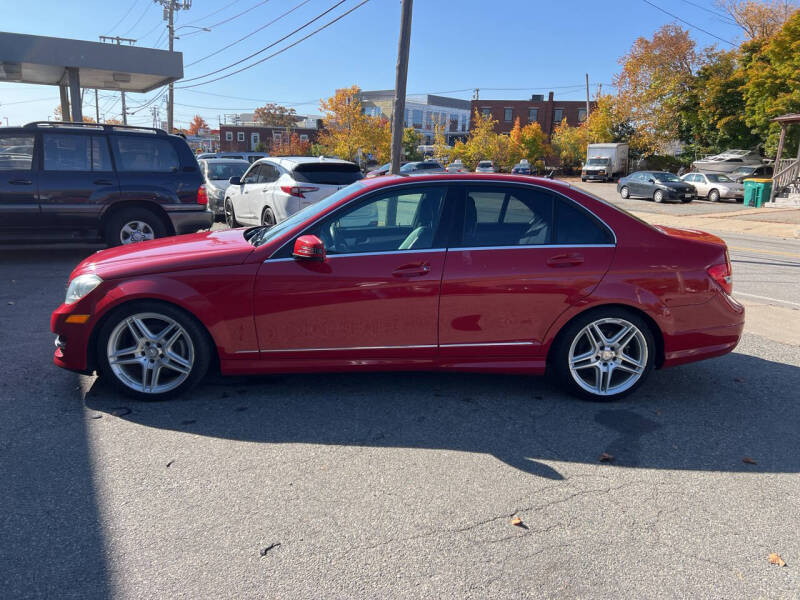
[224,157,362,227]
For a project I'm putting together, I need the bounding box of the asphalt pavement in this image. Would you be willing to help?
[1,226,799,598]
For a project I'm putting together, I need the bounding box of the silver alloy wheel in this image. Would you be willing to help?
[653,190,664,203]
[106,312,195,394]
[120,220,155,244]
[620,186,629,199]
[568,317,648,396]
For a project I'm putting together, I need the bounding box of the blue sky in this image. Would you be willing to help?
[0,0,746,128]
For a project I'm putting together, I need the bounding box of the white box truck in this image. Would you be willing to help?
[582,143,629,182]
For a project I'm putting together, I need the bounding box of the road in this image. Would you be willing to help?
[1,220,799,598]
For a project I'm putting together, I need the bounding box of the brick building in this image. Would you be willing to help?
[219,116,322,152]
[471,91,594,138]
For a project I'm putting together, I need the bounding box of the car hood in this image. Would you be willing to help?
[70,229,255,280]
[658,181,693,190]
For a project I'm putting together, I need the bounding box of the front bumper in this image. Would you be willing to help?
[664,188,695,200]
[51,303,97,373]
[167,208,214,234]
[582,171,608,180]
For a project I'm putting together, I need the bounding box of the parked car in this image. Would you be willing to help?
[730,164,774,183]
[399,161,445,175]
[366,162,391,178]
[617,171,695,203]
[511,161,532,175]
[0,121,212,245]
[224,156,362,227]
[681,172,744,202]
[198,151,269,163]
[446,159,468,173]
[475,160,496,173]
[53,173,744,402]
[198,158,250,219]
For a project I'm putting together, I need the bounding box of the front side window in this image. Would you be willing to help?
[111,136,179,172]
[462,186,553,247]
[309,186,447,255]
[0,134,34,171]
[242,164,263,184]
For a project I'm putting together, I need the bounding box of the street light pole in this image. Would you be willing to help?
[390,0,413,175]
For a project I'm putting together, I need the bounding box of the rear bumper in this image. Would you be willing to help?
[661,292,745,368]
[167,208,214,234]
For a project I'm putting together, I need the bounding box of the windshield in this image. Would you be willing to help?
[707,174,733,183]
[653,172,681,182]
[292,162,363,185]
[205,162,248,181]
[248,181,366,247]
[587,158,609,165]
[731,166,755,175]
[478,161,492,167]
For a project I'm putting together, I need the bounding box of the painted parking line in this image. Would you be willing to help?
[734,292,800,308]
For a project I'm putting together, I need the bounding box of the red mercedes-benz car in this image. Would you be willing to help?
[52,174,744,401]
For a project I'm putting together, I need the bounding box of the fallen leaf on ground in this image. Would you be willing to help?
[511,517,523,527]
[742,457,757,465]
[768,553,786,567]
[599,452,614,463]
[166,460,175,468]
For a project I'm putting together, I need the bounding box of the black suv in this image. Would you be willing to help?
[0,122,212,245]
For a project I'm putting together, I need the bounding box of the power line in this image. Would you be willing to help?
[180,0,273,37]
[640,0,735,45]
[120,1,153,37]
[178,0,351,85]
[678,0,738,24]
[183,0,247,26]
[108,0,142,33]
[186,0,313,68]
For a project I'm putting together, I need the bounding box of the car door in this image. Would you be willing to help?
[238,163,263,223]
[627,172,644,197]
[255,162,280,222]
[252,184,452,361]
[38,133,119,231]
[0,131,38,229]
[438,183,615,361]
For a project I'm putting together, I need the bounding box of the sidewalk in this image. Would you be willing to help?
[630,206,800,239]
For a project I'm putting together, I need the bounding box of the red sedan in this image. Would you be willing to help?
[52,174,744,401]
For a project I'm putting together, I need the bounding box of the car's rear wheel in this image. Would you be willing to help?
[620,186,630,199]
[653,190,664,203]
[104,207,168,246]
[708,189,720,202]
[552,308,655,401]
[224,198,239,228]
[261,206,276,227]
[96,302,211,400]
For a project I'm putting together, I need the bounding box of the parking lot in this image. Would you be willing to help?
[2,197,800,598]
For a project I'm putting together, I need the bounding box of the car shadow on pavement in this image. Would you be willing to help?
[84,350,800,481]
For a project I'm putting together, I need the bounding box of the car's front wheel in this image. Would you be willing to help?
[552,308,655,401]
[708,189,720,202]
[620,186,630,199]
[96,302,211,400]
[653,190,664,203]
[224,198,239,228]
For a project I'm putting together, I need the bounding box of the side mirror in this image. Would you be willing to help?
[648,178,655,183]
[292,235,326,261]
[229,176,241,185]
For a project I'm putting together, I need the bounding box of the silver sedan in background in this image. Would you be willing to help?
[681,172,744,202]
[198,158,251,219]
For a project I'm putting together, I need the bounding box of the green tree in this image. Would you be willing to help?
[402,127,423,161]
[519,121,550,170]
[432,120,450,165]
[551,119,589,172]
[740,10,800,156]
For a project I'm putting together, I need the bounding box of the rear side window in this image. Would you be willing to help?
[462,186,553,247]
[42,134,112,172]
[554,199,613,245]
[292,162,363,185]
[111,136,179,172]
[0,134,34,170]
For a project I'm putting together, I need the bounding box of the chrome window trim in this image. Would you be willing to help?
[259,344,437,353]
[450,244,615,252]
[266,179,618,260]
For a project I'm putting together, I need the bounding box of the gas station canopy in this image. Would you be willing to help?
[0,31,182,92]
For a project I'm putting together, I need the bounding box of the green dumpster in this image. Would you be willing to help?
[743,178,772,207]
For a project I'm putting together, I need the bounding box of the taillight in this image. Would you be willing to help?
[197,184,208,205]
[281,185,319,198]
[707,252,732,294]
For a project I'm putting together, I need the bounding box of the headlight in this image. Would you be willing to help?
[65,274,103,305]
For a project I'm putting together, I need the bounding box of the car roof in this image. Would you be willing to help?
[264,156,355,167]
[199,158,250,163]
[356,173,571,193]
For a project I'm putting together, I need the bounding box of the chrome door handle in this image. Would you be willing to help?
[8,178,32,185]
[392,264,431,277]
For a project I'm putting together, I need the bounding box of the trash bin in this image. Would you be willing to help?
[743,178,772,207]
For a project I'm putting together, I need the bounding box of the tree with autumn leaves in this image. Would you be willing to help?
[316,85,391,164]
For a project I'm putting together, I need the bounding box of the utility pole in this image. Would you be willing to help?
[99,35,136,124]
[585,73,590,117]
[153,1,193,134]
[390,0,413,175]
[95,89,100,122]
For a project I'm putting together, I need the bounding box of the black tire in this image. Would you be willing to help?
[104,206,168,247]
[224,198,239,228]
[620,186,630,199]
[551,307,656,402]
[653,189,664,203]
[708,189,720,202]
[261,206,276,227]
[95,301,211,401]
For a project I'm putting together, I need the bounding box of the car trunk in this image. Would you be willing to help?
[291,162,363,206]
